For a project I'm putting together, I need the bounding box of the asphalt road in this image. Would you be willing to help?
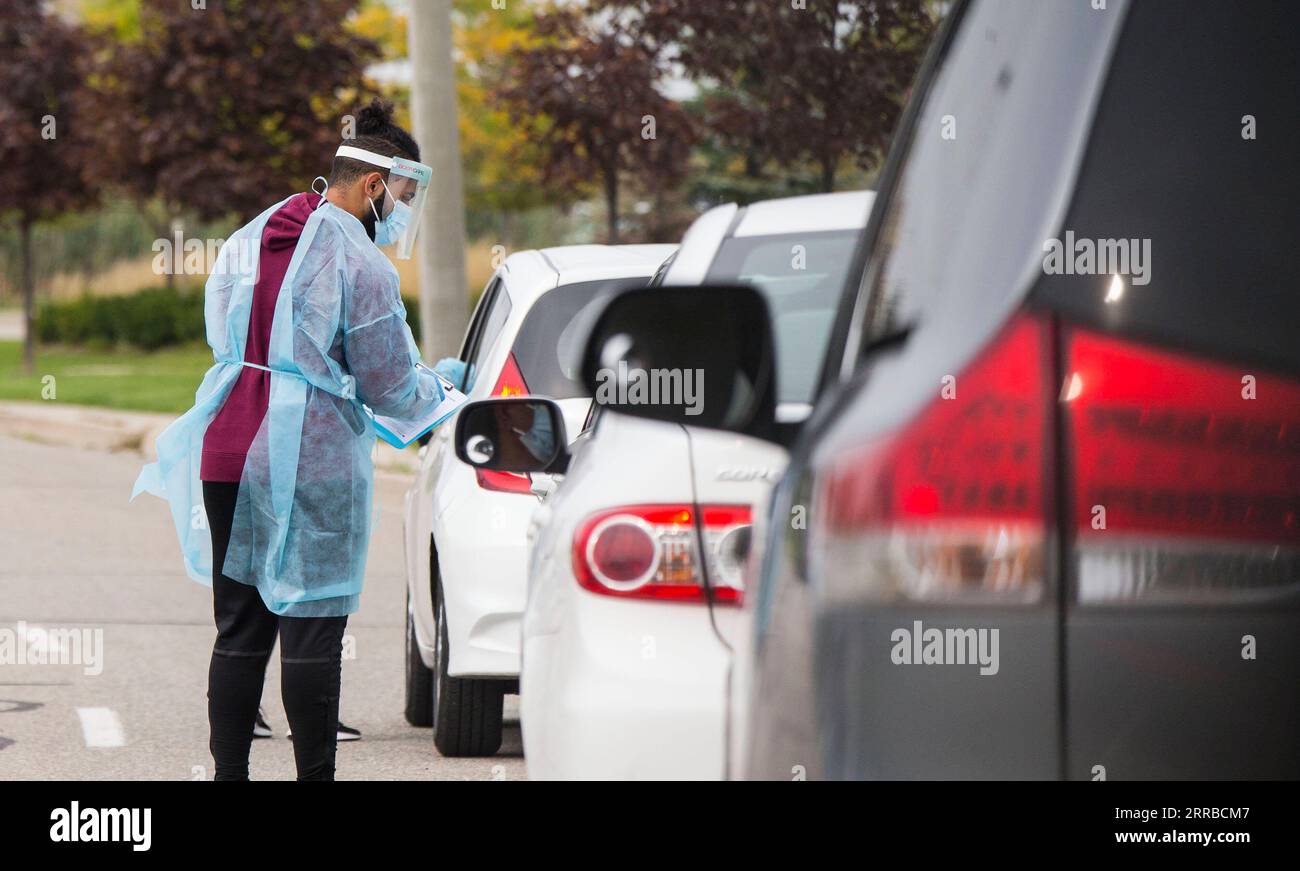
[0,434,526,781]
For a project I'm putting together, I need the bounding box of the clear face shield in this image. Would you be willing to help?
[385,156,431,260]
[335,145,432,260]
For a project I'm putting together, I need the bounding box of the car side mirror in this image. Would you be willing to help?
[580,284,778,440]
[454,397,569,475]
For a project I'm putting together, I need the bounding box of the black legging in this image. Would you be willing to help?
[203,481,348,781]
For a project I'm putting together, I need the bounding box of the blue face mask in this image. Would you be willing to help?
[515,408,556,463]
[374,200,411,248]
[369,182,411,248]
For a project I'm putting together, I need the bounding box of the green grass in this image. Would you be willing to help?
[0,340,215,414]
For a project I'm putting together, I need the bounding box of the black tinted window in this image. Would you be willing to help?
[1036,0,1300,372]
[459,277,498,360]
[465,280,512,392]
[849,0,1121,372]
[513,278,648,399]
[707,230,858,403]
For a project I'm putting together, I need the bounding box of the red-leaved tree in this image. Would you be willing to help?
[89,0,380,237]
[602,0,936,191]
[496,6,694,243]
[0,6,101,372]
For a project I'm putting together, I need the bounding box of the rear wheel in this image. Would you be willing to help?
[403,589,433,727]
[431,584,505,757]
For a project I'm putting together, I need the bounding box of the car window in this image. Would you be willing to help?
[457,276,497,361]
[465,279,512,392]
[514,277,648,399]
[706,230,858,404]
[1036,0,1300,373]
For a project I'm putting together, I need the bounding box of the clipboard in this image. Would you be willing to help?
[368,366,469,449]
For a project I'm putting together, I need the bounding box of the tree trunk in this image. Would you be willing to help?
[155,215,177,289]
[409,0,470,362]
[20,220,36,374]
[604,167,619,245]
[819,156,835,193]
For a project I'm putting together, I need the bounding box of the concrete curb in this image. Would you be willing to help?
[0,400,171,455]
[0,400,420,477]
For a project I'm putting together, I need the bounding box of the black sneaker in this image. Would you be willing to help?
[252,707,273,739]
[286,721,362,742]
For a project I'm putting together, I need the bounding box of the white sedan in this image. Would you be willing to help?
[402,243,674,756]
[484,191,874,778]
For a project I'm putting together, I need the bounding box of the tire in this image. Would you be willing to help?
[431,584,505,757]
[404,589,434,728]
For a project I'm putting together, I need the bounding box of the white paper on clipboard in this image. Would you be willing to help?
[369,365,469,449]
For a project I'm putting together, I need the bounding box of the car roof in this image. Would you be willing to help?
[733,190,874,237]
[499,244,677,306]
[665,190,874,285]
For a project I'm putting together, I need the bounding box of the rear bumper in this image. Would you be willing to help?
[521,590,735,780]
[1066,607,1300,779]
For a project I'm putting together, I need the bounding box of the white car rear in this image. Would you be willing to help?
[520,191,874,778]
[402,243,675,756]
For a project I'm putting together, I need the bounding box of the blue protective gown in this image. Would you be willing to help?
[132,197,446,617]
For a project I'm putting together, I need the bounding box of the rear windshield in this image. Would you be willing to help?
[512,277,649,399]
[1036,0,1300,372]
[707,230,859,403]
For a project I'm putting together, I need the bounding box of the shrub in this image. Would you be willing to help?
[402,295,420,344]
[36,285,205,351]
[37,287,424,350]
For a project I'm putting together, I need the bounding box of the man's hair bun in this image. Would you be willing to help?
[329,97,420,185]
[356,98,397,136]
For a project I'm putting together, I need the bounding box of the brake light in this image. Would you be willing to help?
[1065,328,1300,603]
[493,352,528,398]
[816,315,1050,604]
[476,352,533,494]
[475,468,535,494]
[573,504,752,604]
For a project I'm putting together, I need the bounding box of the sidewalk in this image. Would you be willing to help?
[0,400,421,476]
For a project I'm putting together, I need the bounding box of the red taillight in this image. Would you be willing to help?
[573,504,752,604]
[1065,328,1300,603]
[475,468,535,494]
[476,352,534,494]
[493,352,528,398]
[816,315,1050,604]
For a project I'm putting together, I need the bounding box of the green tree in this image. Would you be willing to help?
[456,0,554,244]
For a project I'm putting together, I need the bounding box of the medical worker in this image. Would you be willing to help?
[133,100,461,780]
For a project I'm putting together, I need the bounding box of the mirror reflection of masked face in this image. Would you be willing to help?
[490,403,556,466]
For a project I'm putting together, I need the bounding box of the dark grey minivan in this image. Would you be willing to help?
[578,0,1300,779]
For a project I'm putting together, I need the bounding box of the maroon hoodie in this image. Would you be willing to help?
[201,192,323,482]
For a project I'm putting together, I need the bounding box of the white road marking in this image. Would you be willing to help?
[77,707,125,747]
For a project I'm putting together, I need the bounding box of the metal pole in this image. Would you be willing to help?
[408,0,469,361]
